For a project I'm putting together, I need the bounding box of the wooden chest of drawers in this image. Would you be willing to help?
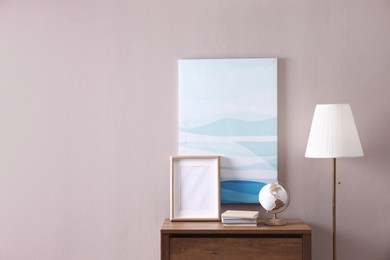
[161,219,311,260]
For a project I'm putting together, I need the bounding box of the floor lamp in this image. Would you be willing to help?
[305,104,364,260]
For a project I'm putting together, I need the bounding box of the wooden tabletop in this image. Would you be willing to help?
[161,219,311,235]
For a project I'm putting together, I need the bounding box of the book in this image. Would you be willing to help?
[221,210,259,220]
[222,218,257,224]
[223,223,258,227]
[221,210,259,227]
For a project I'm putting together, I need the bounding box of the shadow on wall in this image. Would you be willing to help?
[337,229,383,259]
[306,222,332,260]
[277,58,287,184]
[308,222,390,260]
[357,95,390,170]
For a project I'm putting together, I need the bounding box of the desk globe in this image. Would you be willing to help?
[258,183,290,226]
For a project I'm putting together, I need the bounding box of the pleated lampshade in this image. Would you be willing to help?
[305,104,364,158]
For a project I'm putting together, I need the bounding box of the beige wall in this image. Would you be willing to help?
[1,0,390,259]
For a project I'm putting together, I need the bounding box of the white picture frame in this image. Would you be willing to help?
[170,155,220,221]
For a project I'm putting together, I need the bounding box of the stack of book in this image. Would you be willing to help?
[221,210,259,227]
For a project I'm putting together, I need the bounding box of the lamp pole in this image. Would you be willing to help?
[332,158,336,260]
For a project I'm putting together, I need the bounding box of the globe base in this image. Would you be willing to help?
[265,218,286,226]
[265,214,287,226]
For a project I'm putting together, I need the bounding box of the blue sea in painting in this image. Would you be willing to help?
[221,180,267,204]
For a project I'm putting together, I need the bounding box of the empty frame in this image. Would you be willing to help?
[170,155,220,221]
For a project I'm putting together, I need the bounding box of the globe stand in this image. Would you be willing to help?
[265,213,287,226]
[259,183,290,227]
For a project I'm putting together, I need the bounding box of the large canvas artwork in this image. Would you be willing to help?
[178,58,277,203]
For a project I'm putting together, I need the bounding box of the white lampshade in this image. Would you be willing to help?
[305,104,364,158]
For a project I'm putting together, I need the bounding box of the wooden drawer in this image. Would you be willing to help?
[170,236,302,260]
[161,219,311,260]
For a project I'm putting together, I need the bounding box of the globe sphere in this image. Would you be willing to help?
[259,183,290,215]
